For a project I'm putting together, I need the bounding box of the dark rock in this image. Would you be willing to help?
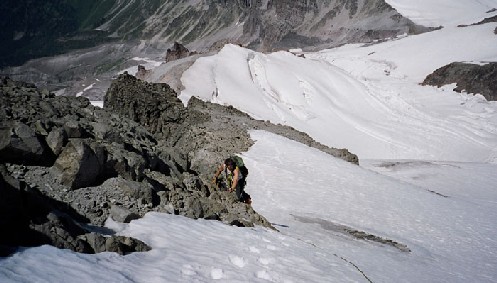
[52,139,104,189]
[0,77,171,255]
[0,121,55,166]
[165,42,195,62]
[104,73,185,135]
[135,65,151,80]
[65,177,155,226]
[46,127,68,156]
[104,235,151,255]
[458,15,497,27]
[81,233,151,255]
[0,166,31,249]
[63,120,85,138]
[30,211,93,253]
[0,124,12,152]
[422,62,497,101]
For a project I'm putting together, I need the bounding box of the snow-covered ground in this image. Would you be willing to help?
[180,25,497,162]
[2,2,497,283]
[385,0,497,27]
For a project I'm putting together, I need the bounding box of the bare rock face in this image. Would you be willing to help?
[0,75,277,257]
[97,0,432,52]
[165,42,195,62]
[104,73,359,179]
[1,73,358,257]
[52,139,104,190]
[422,62,497,101]
[0,121,55,166]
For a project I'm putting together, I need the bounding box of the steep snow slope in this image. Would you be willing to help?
[1,131,496,282]
[178,3,497,162]
[180,28,497,161]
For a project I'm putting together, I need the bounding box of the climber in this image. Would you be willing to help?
[212,157,251,204]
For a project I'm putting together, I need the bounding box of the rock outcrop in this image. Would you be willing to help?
[135,65,151,80]
[1,73,359,256]
[422,62,497,101]
[104,73,359,180]
[165,42,196,62]
[0,75,276,256]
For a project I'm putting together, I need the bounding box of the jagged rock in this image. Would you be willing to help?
[0,77,173,255]
[104,73,185,135]
[30,211,93,253]
[65,177,156,226]
[52,139,104,189]
[458,14,497,27]
[1,74,317,256]
[105,235,151,254]
[165,42,195,62]
[63,120,86,138]
[46,127,68,155]
[0,121,55,166]
[135,65,151,80]
[79,233,151,255]
[422,62,497,101]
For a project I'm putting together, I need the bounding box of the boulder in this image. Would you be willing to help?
[65,177,155,226]
[110,205,141,223]
[0,121,55,166]
[46,127,68,155]
[165,42,194,62]
[80,233,151,255]
[30,211,93,253]
[52,139,104,189]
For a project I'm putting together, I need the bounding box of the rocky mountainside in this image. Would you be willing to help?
[99,0,430,51]
[422,62,497,101]
[0,74,357,256]
[1,0,430,68]
[0,0,115,68]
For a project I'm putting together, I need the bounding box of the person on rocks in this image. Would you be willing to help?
[212,157,251,204]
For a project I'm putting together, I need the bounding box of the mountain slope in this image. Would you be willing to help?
[179,32,497,161]
[0,0,427,68]
[91,0,429,51]
[1,131,496,282]
[1,2,496,283]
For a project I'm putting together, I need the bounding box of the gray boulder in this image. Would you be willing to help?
[81,233,151,255]
[0,121,55,166]
[52,139,104,189]
[46,127,67,155]
[65,177,155,226]
[110,205,141,223]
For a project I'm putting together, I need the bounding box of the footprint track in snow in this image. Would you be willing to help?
[249,246,261,253]
[210,268,224,280]
[229,255,247,268]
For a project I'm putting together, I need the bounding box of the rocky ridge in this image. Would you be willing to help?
[422,62,497,101]
[100,0,431,52]
[1,74,358,256]
[1,0,432,69]
[104,73,359,180]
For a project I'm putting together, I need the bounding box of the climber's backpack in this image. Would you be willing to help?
[231,155,249,179]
